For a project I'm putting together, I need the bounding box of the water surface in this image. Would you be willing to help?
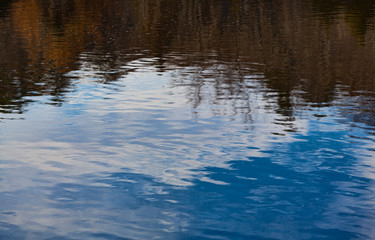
[1,0,375,239]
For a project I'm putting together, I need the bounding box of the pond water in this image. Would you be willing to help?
[1,0,375,239]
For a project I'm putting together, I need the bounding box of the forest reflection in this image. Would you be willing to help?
[1,0,375,123]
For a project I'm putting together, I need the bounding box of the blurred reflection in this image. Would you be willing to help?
[0,0,375,124]
[2,1,375,239]
[312,0,375,39]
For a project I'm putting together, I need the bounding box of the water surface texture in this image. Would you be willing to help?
[1,0,375,239]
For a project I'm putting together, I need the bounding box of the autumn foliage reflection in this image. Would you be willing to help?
[1,0,375,118]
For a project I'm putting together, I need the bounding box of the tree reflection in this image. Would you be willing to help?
[1,0,375,127]
[312,0,375,40]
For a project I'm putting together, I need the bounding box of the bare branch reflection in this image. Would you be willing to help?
[1,0,375,128]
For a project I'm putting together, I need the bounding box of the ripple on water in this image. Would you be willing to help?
[2,0,375,239]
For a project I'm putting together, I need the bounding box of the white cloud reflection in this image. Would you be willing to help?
[0,58,311,189]
[1,58,375,239]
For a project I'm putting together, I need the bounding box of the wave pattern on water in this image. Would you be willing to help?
[1,0,375,239]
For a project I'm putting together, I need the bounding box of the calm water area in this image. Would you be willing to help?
[1,0,375,239]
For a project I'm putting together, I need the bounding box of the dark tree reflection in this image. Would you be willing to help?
[1,0,375,127]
